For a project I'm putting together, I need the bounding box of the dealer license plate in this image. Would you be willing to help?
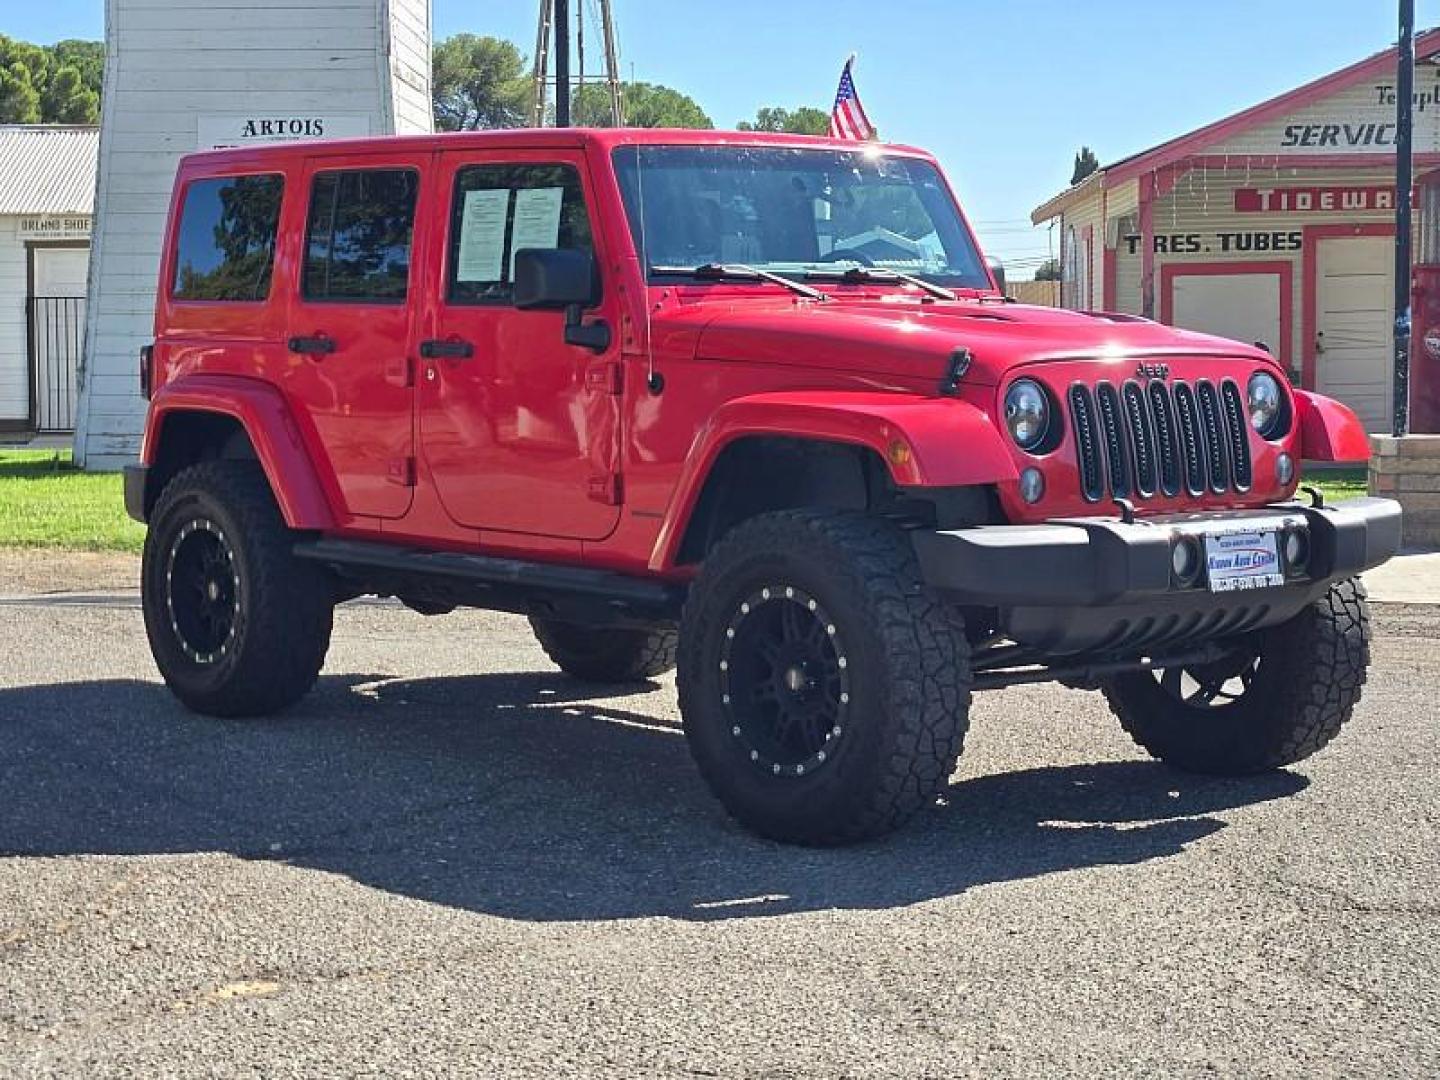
[1204,530,1284,592]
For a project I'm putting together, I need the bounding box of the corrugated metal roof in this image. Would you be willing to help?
[0,125,99,216]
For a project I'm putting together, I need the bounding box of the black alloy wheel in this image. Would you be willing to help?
[720,585,850,779]
[1150,646,1262,709]
[163,518,241,666]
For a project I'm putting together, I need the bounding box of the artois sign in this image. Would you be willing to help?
[196,114,372,149]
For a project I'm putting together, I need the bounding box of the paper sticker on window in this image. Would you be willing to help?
[456,188,510,282]
[510,187,565,276]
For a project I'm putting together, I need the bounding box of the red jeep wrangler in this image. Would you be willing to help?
[126,129,1401,844]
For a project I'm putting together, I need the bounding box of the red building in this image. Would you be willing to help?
[1033,29,1440,432]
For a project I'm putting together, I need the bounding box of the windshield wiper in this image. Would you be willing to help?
[651,263,829,302]
[806,265,958,301]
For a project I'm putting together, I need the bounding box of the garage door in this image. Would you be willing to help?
[1170,271,1284,360]
[1316,235,1393,433]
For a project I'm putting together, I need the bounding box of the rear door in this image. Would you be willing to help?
[418,148,623,540]
[284,152,431,520]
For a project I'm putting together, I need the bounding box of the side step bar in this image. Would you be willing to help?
[293,538,686,626]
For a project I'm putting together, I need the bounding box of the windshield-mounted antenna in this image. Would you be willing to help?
[635,146,663,394]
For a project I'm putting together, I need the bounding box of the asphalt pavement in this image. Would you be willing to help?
[1,566,1437,1077]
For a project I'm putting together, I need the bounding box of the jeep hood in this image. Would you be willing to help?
[682,296,1275,385]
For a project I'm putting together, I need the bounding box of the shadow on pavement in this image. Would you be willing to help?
[0,672,1306,921]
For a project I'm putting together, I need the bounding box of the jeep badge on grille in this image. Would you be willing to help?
[1136,361,1170,379]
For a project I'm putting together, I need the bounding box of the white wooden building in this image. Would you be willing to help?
[76,0,434,468]
[0,126,98,436]
[1032,30,1440,433]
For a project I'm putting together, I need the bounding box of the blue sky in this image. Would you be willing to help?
[9,1,1440,272]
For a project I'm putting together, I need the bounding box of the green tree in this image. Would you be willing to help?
[1071,145,1099,185]
[0,35,102,124]
[573,81,712,128]
[432,34,529,131]
[50,39,103,91]
[45,39,103,123]
[1034,258,1061,282]
[0,36,45,123]
[737,106,829,135]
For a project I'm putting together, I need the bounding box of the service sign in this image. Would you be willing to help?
[18,215,92,240]
[197,114,372,150]
[1215,68,1440,156]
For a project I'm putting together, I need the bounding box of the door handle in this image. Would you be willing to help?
[288,334,336,355]
[420,338,474,359]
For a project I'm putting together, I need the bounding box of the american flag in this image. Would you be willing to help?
[829,57,875,141]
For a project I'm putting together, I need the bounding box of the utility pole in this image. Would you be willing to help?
[554,0,571,126]
[600,0,624,126]
[529,0,551,127]
[531,0,624,127]
[1395,0,1415,437]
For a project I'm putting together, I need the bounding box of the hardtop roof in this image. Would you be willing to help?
[178,127,935,173]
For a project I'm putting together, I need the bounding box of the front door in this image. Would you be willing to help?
[1316,234,1394,432]
[284,153,430,520]
[419,149,623,541]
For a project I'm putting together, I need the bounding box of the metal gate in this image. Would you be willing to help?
[28,296,85,432]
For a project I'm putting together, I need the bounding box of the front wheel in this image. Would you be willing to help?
[677,510,972,845]
[142,461,334,717]
[1102,578,1371,774]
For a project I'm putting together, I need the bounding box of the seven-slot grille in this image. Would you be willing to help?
[1067,377,1252,503]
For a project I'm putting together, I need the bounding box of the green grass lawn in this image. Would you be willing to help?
[0,451,1379,556]
[1304,466,1370,505]
[0,450,146,553]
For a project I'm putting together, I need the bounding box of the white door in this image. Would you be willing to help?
[1170,272,1284,359]
[1316,235,1393,433]
[30,246,89,431]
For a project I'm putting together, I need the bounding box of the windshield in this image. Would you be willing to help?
[612,146,991,290]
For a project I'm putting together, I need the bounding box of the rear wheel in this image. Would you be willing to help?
[1101,578,1371,773]
[677,510,971,845]
[530,617,678,682]
[142,461,333,717]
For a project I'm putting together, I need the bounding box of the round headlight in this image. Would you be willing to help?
[1005,379,1050,451]
[1248,371,1283,436]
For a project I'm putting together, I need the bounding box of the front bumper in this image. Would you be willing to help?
[912,497,1401,655]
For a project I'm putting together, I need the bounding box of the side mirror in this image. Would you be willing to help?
[986,256,1006,294]
[513,248,599,310]
[512,247,611,353]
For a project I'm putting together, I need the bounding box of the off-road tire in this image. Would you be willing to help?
[677,509,972,845]
[142,460,333,717]
[530,617,678,682]
[1102,577,1371,774]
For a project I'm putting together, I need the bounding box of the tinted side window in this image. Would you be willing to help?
[447,164,593,304]
[172,174,284,302]
[303,168,419,303]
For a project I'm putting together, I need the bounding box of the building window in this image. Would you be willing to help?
[303,168,419,303]
[171,175,284,302]
[446,163,594,305]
